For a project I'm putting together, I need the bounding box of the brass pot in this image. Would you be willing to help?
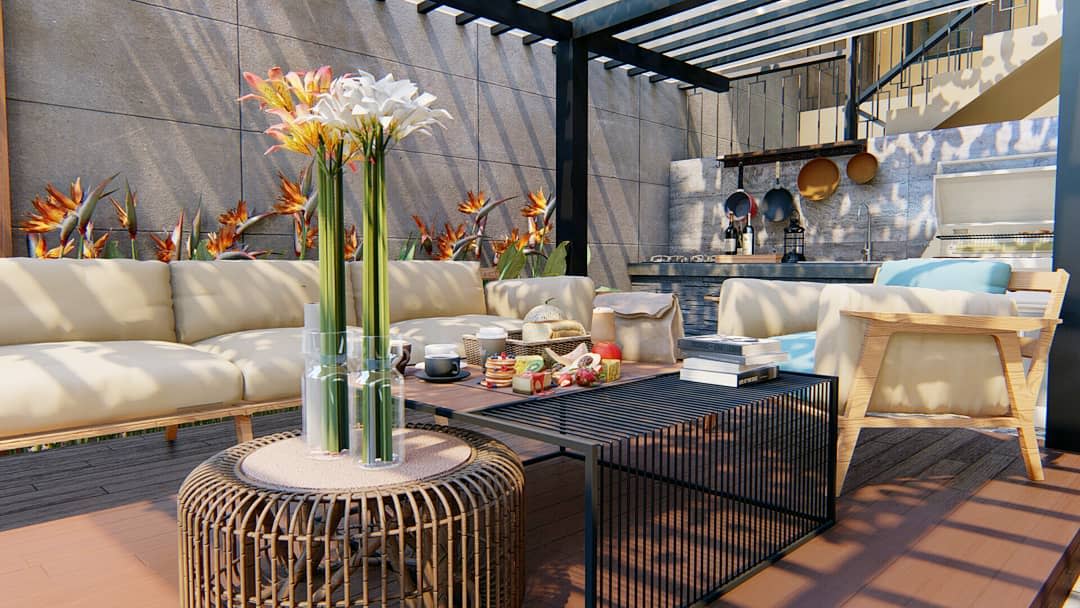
[797,157,841,201]
[846,152,879,184]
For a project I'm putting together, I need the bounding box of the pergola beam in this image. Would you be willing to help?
[695,0,987,70]
[623,0,778,46]
[589,35,729,92]
[572,0,714,39]
[433,0,573,40]
[416,1,441,14]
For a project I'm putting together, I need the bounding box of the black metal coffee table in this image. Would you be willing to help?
[407,370,837,607]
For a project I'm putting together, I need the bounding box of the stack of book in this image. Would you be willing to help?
[677,334,788,387]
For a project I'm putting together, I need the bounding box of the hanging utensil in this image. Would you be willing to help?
[761,161,795,222]
[724,163,757,220]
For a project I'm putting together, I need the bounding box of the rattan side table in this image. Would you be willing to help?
[178,424,525,608]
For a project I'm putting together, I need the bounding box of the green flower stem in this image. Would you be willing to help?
[361,140,393,463]
[317,140,349,453]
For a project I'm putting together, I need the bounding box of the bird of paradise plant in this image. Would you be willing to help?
[150,212,185,263]
[28,233,74,259]
[19,175,117,259]
[110,182,139,259]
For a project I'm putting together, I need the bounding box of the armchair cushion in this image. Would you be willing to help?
[373,261,487,324]
[0,340,242,438]
[775,331,817,374]
[875,259,1012,294]
[816,284,1018,416]
[485,276,595,329]
[716,279,828,338]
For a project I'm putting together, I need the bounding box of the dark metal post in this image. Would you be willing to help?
[583,444,600,608]
[1048,0,1080,452]
[555,38,589,276]
[843,37,859,140]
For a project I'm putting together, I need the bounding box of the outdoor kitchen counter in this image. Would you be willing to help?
[628,261,881,335]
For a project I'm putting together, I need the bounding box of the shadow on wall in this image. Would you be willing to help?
[668,116,1058,260]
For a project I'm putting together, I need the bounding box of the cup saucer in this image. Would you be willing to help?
[414,369,472,383]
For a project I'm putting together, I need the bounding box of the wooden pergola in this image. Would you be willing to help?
[0,0,1076,449]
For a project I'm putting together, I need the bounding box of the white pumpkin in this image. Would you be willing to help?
[523,299,565,323]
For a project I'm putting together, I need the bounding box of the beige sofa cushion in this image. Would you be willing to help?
[0,259,175,346]
[194,327,337,402]
[171,260,357,343]
[716,279,827,338]
[484,276,596,329]
[390,315,523,363]
[355,261,486,324]
[815,284,1018,417]
[0,340,242,438]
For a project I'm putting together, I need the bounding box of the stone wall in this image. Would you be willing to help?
[669,116,1059,260]
[3,0,694,289]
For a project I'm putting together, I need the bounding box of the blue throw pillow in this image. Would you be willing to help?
[875,259,1012,294]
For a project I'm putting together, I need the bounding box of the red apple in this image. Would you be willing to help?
[591,341,622,361]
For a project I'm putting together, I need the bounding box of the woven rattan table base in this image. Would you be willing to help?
[178,424,525,608]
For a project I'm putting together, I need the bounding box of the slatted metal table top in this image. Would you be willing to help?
[407,368,838,607]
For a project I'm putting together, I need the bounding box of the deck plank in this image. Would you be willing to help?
[0,407,1078,607]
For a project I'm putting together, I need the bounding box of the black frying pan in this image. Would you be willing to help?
[761,161,794,222]
[724,164,756,220]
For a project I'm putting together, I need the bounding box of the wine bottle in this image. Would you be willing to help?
[723,213,738,255]
[742,221,755,255]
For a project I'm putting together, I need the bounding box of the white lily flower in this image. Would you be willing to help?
[305,70,452,151]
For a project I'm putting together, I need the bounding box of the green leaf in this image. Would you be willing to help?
[497,245,526,280]
[187,197,203,260]
[541,241,569,276]
[103,240,123,259]
[397,234,418,260]
[193,239,213,261]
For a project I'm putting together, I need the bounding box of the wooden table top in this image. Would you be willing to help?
[404,361,680,415]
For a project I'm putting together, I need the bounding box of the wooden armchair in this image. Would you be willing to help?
[835,269,1070,493]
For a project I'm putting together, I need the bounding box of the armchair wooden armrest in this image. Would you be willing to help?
[839,310,1059,333]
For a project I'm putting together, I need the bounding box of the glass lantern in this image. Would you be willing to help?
[782,212,806,263]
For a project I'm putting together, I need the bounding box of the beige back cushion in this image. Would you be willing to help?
[716,279,827,338]
[354,261,486,323]
[485,276,596,328]
[0,258,175,346]
[815,284,1018,417]
[171,260,357,343]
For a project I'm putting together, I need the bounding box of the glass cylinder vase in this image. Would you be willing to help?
[348,336,406,468]
[301,329,359,458]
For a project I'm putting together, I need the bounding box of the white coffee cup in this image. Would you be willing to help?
[425,343,459,357]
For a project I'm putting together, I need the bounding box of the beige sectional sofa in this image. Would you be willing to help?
[0,258,595,450]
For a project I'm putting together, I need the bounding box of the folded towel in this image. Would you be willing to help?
[595,292,676,319]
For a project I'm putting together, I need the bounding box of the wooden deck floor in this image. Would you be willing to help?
[1,409,1078,607]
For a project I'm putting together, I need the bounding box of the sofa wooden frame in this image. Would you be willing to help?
[0,397,301,452]
[835,269,1070,494]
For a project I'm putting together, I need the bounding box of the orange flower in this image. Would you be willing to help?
[218,201,249,227]
[522,187,550,218]
[241,66,359,162]
[80,226,109,259]
[457,191,487,215]
[20,194,69,233]
[206,225,237,258]
[344,225,359,260]
[433,222,466,260]
[273,172,309,216]
[150,213,184,262]
[526,216,552,249]
[412,215,434,252]
[29,234,74,259]
[491,228,524,260]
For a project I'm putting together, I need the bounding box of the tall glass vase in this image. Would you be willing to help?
[349,337,406,466]
[358,145,397,465]
[302,329,359,457]
[314,140,349,454]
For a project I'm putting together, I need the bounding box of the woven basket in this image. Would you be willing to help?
[463,332,592,367]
